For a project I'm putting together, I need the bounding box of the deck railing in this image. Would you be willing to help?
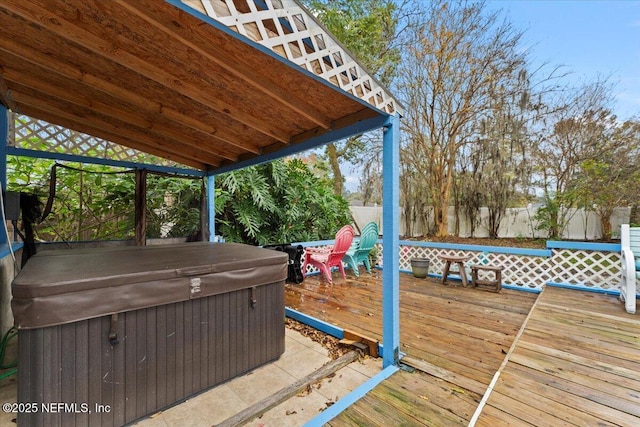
[296,239,633,296]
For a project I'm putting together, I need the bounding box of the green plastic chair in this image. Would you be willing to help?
[344,222,379,277]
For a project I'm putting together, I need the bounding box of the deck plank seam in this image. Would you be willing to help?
[468,288,546,426]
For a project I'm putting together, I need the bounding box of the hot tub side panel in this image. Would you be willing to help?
[17,281,285,426]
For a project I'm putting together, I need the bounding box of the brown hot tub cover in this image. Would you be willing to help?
[12,242,288,329]
[13,242,288,426]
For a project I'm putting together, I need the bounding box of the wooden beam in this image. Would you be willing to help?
[116,0,334,130]
[199,180,208,242]
[343,329,380,358]
[0,36,264,155]
[290,108,381,146]
[13,101,209,170]
[253,107,382,159]
[1,65,247,161]
[11,88,223,168]
[1,0,291,144]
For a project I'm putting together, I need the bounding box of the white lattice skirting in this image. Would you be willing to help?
[298,240,631,296]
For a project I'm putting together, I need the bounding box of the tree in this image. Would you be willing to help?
[215,158,351,245]
[569,119,640,239]
[457,70,536,238]
[146,175,203,239]
[399,0,528,236]
[8,158,137,241]
[532,80,616,238]
[357,135,383,206]
[7,156,205,242]
[303,0,401,195]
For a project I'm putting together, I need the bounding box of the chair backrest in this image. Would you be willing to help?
[360,221,378,237]
[328,225,354,264]
[357,222,379,253]
[622,224,640,259]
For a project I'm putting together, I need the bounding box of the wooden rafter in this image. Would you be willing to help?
[116,0,334,131]
[1,64,248,162]
[2,0,290,142]
[0,38,264,156]
[16,102,211,170]
[0,0,393,172]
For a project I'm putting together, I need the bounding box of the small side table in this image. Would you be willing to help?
[470,264,503,292]
[437,254,472,287]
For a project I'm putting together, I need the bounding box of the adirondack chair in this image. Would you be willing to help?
[620,224,639,314]
[302,225,354,284]
[343,222,379,277]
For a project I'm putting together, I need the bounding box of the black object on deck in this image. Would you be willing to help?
[263,244,304,284]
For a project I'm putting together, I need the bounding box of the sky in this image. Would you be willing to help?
[486,0,640,120]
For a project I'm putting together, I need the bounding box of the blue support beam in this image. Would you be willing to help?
[210,114,389,175]
[381,114,400,368]
[0,106,7,193]
[0,106,8,245]
[304,365,399,426]
[207,174,215,242]
[285,307,344,339]
[6,147,205,178]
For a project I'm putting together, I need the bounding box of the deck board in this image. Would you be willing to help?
[286,270,536,425]
[477,286,640,426]
[487,370,619,426]
[286,271,639,426]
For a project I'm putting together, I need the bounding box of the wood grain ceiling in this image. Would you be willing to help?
[0,0,386,171]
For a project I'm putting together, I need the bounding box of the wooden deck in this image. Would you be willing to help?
[476,286,640,426]
[285,269,640,426]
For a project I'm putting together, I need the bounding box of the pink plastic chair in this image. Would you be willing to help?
[302,225,354,284]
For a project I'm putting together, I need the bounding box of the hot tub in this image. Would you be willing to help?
[11,242,288,426]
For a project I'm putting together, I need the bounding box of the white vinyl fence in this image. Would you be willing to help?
[350,206,631,240]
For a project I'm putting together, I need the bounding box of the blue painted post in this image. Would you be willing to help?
[382,114,400,367]
[207,174,215,242]
[0,106,7,193]
[0,106,8,245]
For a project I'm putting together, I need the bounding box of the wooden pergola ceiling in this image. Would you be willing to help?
[0,0,394,172]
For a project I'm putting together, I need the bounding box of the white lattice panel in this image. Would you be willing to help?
[399,246,539,289]
[184,0,399,114]
[298,242,627,294]
[548,249,621,290]
[489,252,550,290]
[9,114,181,167]
[379,244,623,292]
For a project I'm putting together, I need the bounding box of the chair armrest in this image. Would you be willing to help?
[620,248,637,314]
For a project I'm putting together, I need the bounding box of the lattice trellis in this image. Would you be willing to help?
[392,245,548,290]
[548,249,622,290]
[8,113,183,168]
[300,241,631,294]
[183,0,399,115]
